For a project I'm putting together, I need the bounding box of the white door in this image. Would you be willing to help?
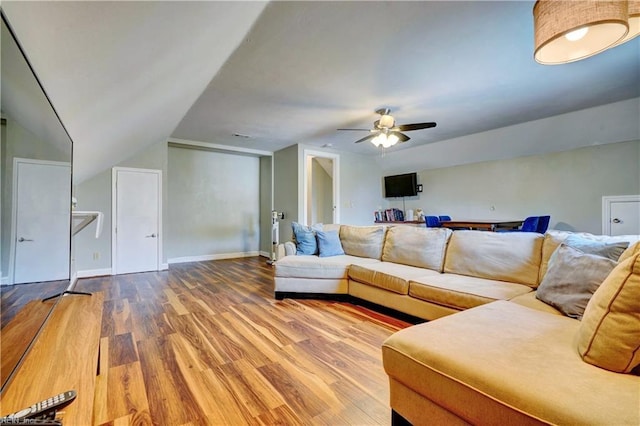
[610,200,640,236]
[113,168,161,274]
[12,159,71,284]
[603,195,640,236]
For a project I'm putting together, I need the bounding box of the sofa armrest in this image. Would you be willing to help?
[276,241,296,260]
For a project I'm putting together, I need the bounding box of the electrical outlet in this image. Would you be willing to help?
[93,252,100,260]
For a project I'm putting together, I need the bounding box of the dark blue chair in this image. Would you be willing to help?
[520,216,540,232]
[536,215,551,233]
[439,215,452,221]
[425,216,441,227]
[498,216,539,233]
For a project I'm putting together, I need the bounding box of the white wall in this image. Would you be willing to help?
[166,146,261,262]
[388,140,640,234]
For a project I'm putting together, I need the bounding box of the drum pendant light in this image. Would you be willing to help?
[534,1,629,65]
[613,0,640,45]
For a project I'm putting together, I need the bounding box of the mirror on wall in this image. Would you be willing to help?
[0,11,73,392]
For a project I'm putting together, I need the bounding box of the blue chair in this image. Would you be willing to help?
[439,215,452,221]
[498,216,539,233]
[519,216,540,232]
[536,215,551,233]
[425,216,441,227]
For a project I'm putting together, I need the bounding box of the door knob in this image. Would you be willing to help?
[145,233,157,238]
[17,237,34,242]
[612,218,622,224]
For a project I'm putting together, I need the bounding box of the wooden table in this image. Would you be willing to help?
[440,219,523,231]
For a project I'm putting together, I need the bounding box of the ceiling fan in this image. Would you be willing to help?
[338,108,436,148]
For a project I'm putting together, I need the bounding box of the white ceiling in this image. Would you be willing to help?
[3,1,639,183]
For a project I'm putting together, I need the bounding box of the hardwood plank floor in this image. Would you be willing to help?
[74,257,412,425]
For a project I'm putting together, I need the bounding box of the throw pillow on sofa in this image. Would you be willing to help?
[577,252,640,373]
[536,244,617,319]
[563,234,629,261]
[316,230,345,257]
[292,222,322,255]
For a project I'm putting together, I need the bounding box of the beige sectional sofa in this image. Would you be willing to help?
[274,224,640,425]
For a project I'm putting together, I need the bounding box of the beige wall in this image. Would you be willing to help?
[391,140,640,234]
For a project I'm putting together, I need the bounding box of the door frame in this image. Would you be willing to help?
[602,194,640,235]
[111,167,163,275]
[9,157,71,284]
[302,149,340,225]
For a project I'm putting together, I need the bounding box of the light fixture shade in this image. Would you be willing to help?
[534,0,629,64]
[614,0,640,45]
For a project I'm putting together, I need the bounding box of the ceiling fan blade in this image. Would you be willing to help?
[354,132,379,144]
[396,122,437,132]
[391,131,410,142]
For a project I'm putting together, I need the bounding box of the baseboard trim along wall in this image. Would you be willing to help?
[77,268,112,278]
[168,251,261,264]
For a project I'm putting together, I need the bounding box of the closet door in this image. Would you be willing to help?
[112,167,161,275]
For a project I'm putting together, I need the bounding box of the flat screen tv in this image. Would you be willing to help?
[384,172,418,198]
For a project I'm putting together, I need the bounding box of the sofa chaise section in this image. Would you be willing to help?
[382,300,640,426]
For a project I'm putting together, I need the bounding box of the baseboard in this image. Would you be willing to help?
[77,268,112,278]
[160,263,169,270]
[168,251,261,264]
[0,276,9,285]
[259,250,271,258]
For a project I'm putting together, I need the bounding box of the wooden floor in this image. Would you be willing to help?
[73,257,412,425]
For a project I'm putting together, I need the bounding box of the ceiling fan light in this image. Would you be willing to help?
[387,134,400,147]
[371,134,384,147]
[533,0,629,65]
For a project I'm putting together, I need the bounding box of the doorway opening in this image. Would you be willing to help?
[303,150,340,226]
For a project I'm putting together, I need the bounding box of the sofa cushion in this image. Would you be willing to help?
[536,244,617,319]
[539,230,640,282]
[577,252,640,373]
[275,254,379,280]
[349,262,440,295]
[339,225,386,259]
[382,226,452,272]
[443,231,543,287]
[409,274,532,310]
[382,301,640,425]
[316,230,345,257]
[508,292,562,315]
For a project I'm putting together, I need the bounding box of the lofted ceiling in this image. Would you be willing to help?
[2,1,639,183]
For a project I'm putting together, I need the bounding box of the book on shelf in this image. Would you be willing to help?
[374,208,404,222]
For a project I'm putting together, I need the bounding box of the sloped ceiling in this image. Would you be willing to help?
[2,1,639,183]
[2,1,268,183]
